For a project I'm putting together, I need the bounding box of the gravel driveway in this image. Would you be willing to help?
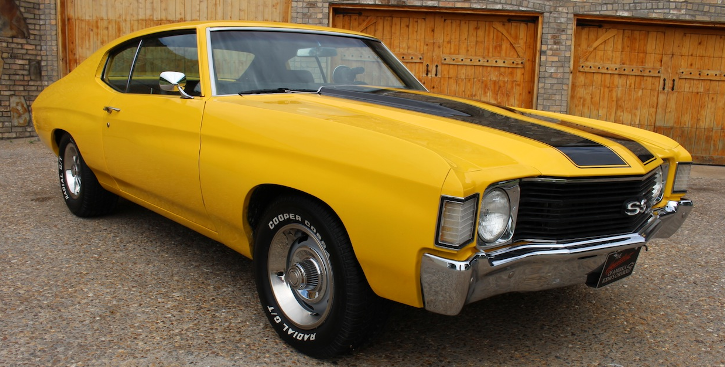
[1,138,723,366]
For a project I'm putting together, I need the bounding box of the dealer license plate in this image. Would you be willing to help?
[595,247,642,288]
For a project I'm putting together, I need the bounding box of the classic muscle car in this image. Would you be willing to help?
[32,21,693,358]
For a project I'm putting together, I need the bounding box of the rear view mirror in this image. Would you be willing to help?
[296,47,337,58]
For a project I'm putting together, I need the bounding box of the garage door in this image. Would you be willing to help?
[331,8,539,108]
[571,20,725,164]
[59,0,291,74]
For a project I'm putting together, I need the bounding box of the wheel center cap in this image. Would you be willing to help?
[286,259,320,291]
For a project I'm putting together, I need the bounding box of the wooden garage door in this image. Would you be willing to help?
[571,21,725,164]
[331,8,539,108]
[59,0,291,74]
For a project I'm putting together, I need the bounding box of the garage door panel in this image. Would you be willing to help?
[441,19,531,105]
[332,8,538,108]
[60,0,290,73]
[573,24,666,128]
[572,21,725,164]
[668,29,725,162]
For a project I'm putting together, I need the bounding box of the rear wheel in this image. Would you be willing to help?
[254,195,388,358]
[58,134,118,217]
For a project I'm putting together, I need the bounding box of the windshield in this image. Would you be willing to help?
[208,29,425,95]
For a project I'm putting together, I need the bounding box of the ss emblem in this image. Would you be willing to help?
[623,198,648,216]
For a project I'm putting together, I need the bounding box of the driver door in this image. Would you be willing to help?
[101,32,214,231]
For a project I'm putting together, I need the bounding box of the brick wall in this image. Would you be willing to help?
[292,0,725,113]
[0,0,58,139]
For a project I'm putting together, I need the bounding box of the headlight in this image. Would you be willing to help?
[649,163,668,205]
[672,162,692,193]
[435,194,478,249]
[478,189,510,242]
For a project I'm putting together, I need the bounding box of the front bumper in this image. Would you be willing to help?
[420,199,693,316]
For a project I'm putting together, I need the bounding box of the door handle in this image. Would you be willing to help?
[103,106,121,113]
[426,63,429,77]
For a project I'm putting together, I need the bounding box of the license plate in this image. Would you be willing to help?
[595,247,642,288]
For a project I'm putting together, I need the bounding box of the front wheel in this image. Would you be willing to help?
[58,134,118,217]
[254,195,388,358]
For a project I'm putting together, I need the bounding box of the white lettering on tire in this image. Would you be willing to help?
[266,305,316,342]
[268,213,302,230]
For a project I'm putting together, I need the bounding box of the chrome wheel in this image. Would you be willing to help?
[255,196,388,358]
[268,223,334,330]
[63,143,82,199]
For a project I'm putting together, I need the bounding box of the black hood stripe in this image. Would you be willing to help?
[319,87,633,168]
[516,111,656,164]
[561,122,656,164]
[314,87,470,117]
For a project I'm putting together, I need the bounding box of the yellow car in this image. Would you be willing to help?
[32,21,693,358]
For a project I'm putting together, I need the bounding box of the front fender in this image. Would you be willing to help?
[199,99,455,307]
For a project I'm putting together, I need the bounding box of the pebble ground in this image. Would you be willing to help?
[1,138,723,366]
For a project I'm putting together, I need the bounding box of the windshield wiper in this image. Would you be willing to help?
[239,88,318,95]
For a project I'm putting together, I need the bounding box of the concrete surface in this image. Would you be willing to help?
[1,138,723,366]
[691,164,725,179]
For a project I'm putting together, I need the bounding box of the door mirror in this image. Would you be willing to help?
[159,71,193,99]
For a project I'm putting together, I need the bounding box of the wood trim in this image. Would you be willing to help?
[355,17,377,33]
[578,29,617,63]
[285,0,292,23]
[533,14,542,109]
[56,0,67,76]
[678,68,725,81]
[575,15,725,31]
[578,62,662,77]
[329,4,542,23]
[442,54,524,68]
[492,23,525,58]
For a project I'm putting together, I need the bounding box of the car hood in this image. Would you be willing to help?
[212,87,679,177]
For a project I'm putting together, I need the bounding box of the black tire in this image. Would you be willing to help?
[254,195,388,359]
[58,134,118,217]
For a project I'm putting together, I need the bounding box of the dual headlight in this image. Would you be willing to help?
[435,181,520,249]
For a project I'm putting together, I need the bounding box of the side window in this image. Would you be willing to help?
[103,42,139,92]
[128,33,200,96]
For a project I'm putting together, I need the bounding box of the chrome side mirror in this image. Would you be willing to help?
[159,71,193,99]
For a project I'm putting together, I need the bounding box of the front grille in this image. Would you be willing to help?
[514,172,658,241]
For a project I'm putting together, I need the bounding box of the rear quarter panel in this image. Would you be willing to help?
[32,53,117,188]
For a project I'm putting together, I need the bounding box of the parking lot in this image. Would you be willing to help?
[1,137,723,366]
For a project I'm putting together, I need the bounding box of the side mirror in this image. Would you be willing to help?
[159,71,193,99]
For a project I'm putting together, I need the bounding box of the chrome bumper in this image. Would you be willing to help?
[420,199,693,316]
